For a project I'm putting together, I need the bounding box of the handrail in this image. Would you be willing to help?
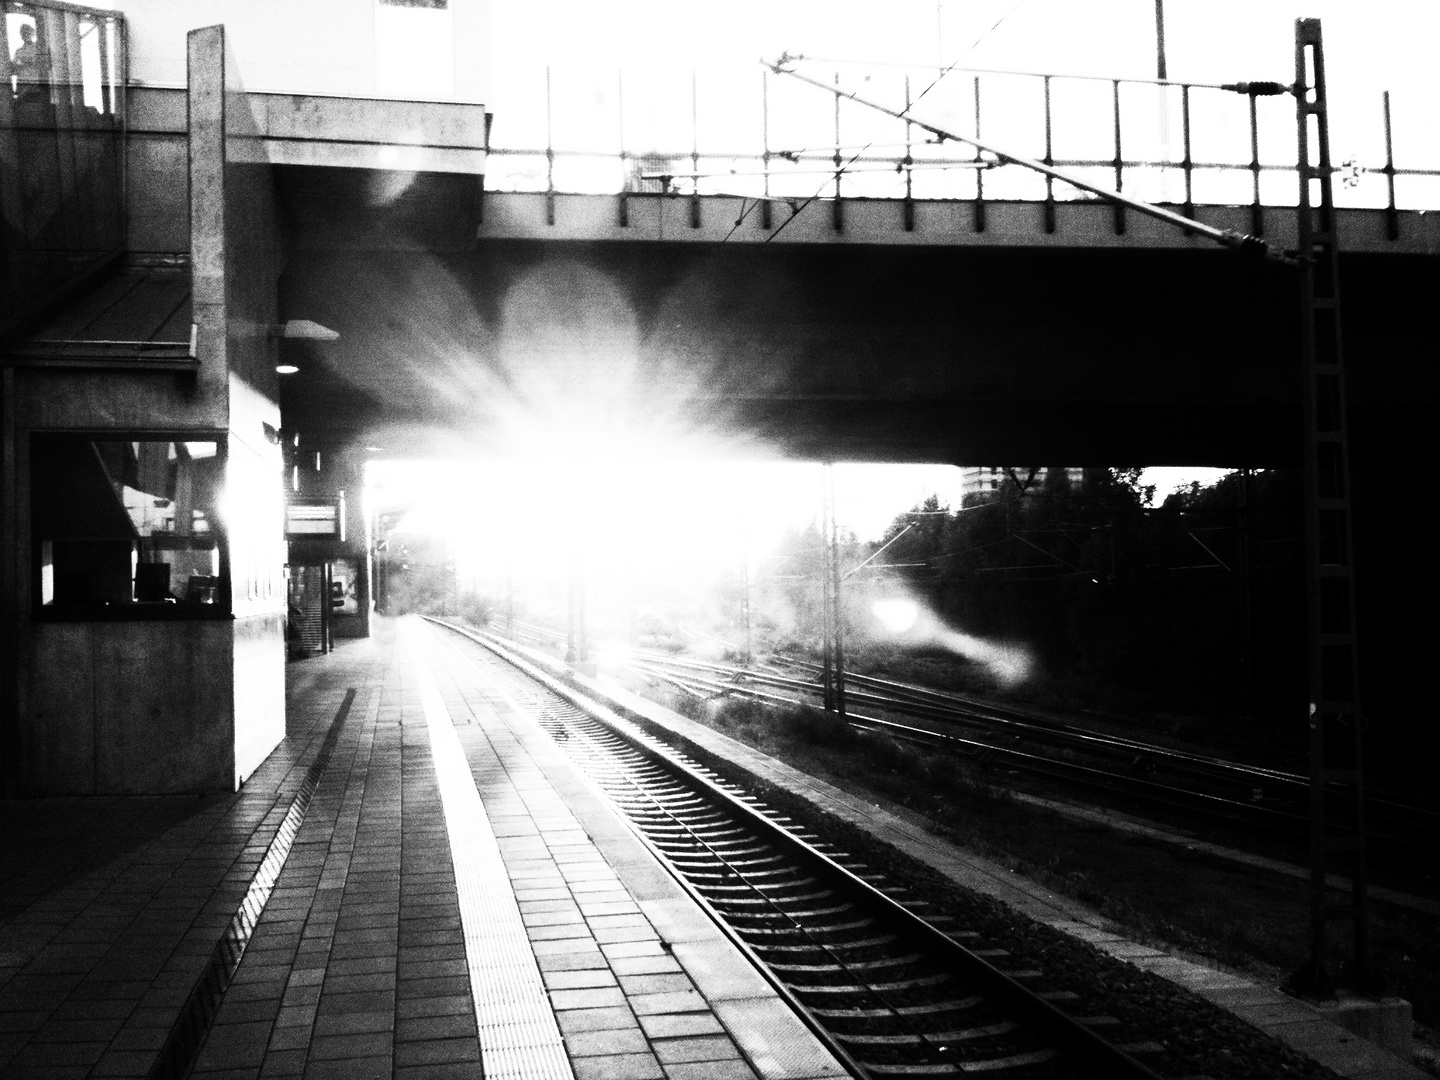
[486,62,1436,224]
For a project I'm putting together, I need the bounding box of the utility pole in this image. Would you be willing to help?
[566,547,587,665]
[1238,467,1254,717]
[1154,0,1175,203]
[822,464,847,720]
[1154,0,1167,80]
[627,556,636,647]
[820,496,834,712]
[740,545,753,666]
[505,558,514,636]
[829,466,846,728]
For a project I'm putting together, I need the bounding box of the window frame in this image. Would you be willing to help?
[30,430,234,621]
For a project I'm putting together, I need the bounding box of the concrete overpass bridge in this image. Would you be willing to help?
[2,0,1437,798]
[269,43,1438,470]
[277,179,1437,468]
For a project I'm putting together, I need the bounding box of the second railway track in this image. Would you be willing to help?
[619,647,1438,861]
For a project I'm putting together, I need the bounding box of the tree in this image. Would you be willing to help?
[858,468,1305,723]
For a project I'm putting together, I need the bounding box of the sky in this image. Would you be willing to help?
[490,0,1436,94]
[489,0,1438,184]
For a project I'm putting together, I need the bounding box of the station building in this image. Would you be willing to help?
[0,0,491,796]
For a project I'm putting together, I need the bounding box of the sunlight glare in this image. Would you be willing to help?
[872,598,919,634]
[934,627,1034,688]
[868,592,1034,688]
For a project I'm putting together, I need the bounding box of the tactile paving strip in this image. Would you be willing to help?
[407,626,575,1080]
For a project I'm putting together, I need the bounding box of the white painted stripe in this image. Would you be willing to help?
[405,621,575,1080]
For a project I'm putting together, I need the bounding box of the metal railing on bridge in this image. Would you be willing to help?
[485,60,1436,238]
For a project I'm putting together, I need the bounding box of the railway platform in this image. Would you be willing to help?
[0,615,1425,1079]
[0,618,846,1080]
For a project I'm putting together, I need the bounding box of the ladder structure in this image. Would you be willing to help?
[1289,18,1374,999]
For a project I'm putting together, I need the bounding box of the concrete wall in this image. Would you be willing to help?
[195,24,287,788]
[8,332,235,795]
[127,87,188,254]
[233,610,285,785]
[21,622,236,794]
[118,0,490,103]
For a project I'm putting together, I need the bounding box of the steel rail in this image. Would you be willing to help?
[427,624,866,1077]
[766,655,1440,830]
[540,724,874,1075]
[633,655,1313,832]
[486,630,1433,853]
[545,712,981,1075]
[428,618,1167,1080]
[627,650,1436,854]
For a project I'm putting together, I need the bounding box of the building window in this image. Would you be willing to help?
[32,434,228,616]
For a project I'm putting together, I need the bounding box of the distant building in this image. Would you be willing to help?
[961,466,1085,498]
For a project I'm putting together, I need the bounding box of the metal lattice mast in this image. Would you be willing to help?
[1289,17,1373,999]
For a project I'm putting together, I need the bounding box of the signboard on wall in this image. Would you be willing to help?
[286,503,338,537]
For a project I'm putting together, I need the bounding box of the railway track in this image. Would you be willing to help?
[618,648,1439,861]
[428,618,1165,1079]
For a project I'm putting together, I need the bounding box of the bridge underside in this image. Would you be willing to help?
[275,178,1431,468]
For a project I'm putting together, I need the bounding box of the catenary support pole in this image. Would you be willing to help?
[824,464,847,722]
[1288,17,1373,999]
[820,468,835,713]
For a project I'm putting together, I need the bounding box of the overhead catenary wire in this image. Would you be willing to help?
[765,58,1282,260]
[761,142,883,242]
[738,0,1028,239]
[908,0,1032,115]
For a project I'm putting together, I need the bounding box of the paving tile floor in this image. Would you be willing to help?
[0,620,847,1080]
[0,669,355,1080]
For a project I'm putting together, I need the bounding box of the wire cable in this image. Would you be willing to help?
[754,0,1029,242]
[909,0,1031,116]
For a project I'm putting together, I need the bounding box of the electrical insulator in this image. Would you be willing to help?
[1221,81,1291,96]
